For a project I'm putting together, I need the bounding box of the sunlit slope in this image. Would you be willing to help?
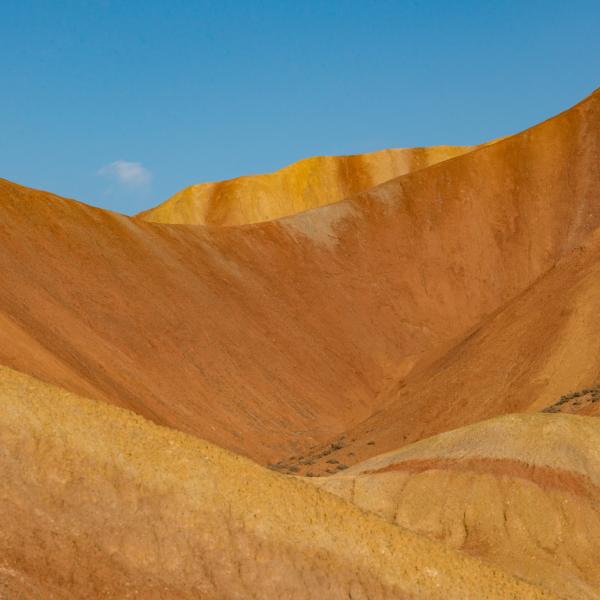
[0,366,558,600]
[300,227,600,472]
[138,145,476,226]
[1,89,600,464]
[313,413,600,600]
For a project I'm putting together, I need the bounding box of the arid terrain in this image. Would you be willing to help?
[2,87,600,598]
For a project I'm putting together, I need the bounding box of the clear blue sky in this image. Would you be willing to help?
[1,1,599,214]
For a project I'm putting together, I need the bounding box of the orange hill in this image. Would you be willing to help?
[0,89,600,465]
[286,226,600,472]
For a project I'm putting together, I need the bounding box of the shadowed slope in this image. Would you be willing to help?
[1,89,600,464]
[313,413,600,600]
[0,366,558,600]
[138,146,477,226]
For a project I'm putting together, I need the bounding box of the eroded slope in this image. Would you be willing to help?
[0,366,557,600]
[313,413,600,600]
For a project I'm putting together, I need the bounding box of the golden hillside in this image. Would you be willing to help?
[0,366,557,599]
[138,145,477,226]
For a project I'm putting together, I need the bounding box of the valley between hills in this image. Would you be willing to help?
[2,87,600,599]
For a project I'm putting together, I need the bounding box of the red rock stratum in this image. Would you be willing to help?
[314,413,600,600]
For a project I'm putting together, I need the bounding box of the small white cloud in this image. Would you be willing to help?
[98,160,152,188]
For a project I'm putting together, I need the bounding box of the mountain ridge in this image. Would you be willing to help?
[137,145,480,226]
[1,87,600,465]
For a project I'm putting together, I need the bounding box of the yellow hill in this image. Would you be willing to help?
[138,145,477,226]
[0,365,557,599]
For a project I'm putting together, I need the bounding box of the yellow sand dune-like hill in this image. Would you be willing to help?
[138,145,477,226]
[0,366,558,599]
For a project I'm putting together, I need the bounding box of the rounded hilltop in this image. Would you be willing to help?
[138,145,477,226]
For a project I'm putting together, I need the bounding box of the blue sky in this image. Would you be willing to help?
[1,1,599,215]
